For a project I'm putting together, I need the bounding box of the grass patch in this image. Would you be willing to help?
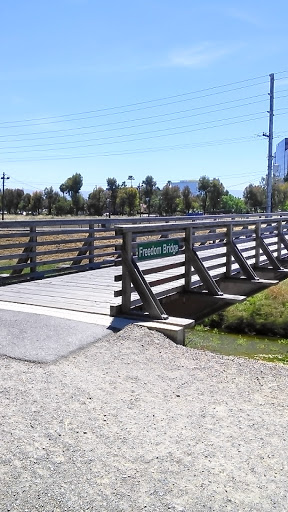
[202,279,288,338]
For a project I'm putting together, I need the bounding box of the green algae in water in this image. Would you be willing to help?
[186,327,288,364]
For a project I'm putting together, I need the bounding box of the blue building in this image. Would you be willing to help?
[171,180,198,195]
[273,138,288,179]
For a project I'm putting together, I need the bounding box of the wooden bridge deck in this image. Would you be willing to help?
[0,266,121,315]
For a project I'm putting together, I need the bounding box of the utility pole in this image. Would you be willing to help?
[1,172,10,221]
[127,175,135,188]
[263,73,274,213]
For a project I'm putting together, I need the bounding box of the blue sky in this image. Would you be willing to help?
[1,0,288,195]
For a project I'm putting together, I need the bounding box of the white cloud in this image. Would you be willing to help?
[167,42,241,68]
[223,7,264,27]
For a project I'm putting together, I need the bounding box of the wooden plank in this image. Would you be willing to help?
[192,232,226,243]
[195,241,226,252]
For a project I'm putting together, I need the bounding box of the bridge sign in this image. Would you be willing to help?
[137,239,180,261]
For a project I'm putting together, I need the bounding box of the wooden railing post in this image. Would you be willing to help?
[29,226,37,274]
[88,223,95,265]
[122,230,132,313]
[255,221,261,267]
[225,224,232,277]
[278,220,283,260]
[185,226,192,291]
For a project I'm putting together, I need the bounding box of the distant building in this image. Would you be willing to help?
[171,180,198,195]
[273,138,288,179]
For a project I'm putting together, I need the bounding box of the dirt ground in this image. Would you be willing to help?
[1,324,288,511]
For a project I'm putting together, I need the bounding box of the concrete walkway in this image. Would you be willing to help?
[0,301,132,362]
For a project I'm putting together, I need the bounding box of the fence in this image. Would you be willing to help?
[1,214,288,287]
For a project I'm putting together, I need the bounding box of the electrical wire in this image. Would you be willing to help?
[0,83,268,128]
[0,109,276,151]
[0,74,273,127]
[0,93,274,141]
[0,134,264,163]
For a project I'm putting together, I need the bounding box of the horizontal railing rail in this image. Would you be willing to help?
[1,214,288,286]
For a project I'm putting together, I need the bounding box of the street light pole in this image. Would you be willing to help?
[1,172,10,221]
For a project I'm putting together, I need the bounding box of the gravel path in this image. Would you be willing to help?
[1,324,288,511]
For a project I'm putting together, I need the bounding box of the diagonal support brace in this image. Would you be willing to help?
[121,247,168,320]
[279,233,288,252]
[257,237,283,270]
[185,242,223,296]
[228,240,259,280]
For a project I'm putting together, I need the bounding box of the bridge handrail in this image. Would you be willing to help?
[113,216,288,318]
[0,212,287,229]
[1,214,288,286]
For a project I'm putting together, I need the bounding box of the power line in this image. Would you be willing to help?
[1,94,282,143]
[0,109,275,151]
[0,134,264,163]
[0,74,273,127]
[0,81,272,129]
[0,113,271,154]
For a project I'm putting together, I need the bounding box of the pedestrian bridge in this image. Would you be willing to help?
[1,214,288,343]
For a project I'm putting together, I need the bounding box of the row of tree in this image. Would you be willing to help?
[1,172,288,217]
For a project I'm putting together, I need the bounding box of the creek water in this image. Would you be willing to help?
[186,327,288,364]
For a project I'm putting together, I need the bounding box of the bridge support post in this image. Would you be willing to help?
[88,223,95,265]
[29,226,37,274]
[225,224,232,277]
[184,227,192,291]
[255,222,261,268]
[122,231,132,313]
[277,220,283,260]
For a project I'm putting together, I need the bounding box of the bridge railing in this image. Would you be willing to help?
[112,216,288,318]
[1,214,288,286]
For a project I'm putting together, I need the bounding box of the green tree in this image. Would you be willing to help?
[208,178,226,212]
[116,187,138,215]
[30,191,44,215]
[198,176,211,214]
[53,196,73,216]
[44,187,60,215]
[270,178,288,211]
[60,173,83,215]
[125,187,138,215]
[221,194,246,213]
[59,183,67,196]
[243,183,266,212]
[13,189,25,213]
[116,188,127,215]
[3,189,17,214]
[142,175,157,216]
[278,182,288,210]
[19,193,32,213]
[181,185,192,214]
[106,177,119,215]
[161,184,181,215]
[87,187,107,216]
